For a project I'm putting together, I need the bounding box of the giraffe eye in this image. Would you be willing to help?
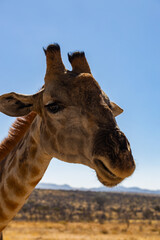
[45,102,64,114]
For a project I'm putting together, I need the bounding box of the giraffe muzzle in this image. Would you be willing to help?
[93,155,135,187]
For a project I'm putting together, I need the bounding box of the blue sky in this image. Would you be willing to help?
[0,0,160,190]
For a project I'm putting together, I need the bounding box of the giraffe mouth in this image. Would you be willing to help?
[94,159,123,187]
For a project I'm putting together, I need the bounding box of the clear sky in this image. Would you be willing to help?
[0,0,160,190]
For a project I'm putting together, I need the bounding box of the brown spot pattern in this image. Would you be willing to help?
[30,165,40,177]
[6,175,27,197]
[30,145,37,159]
[0,205,7,221]
[1,186,19,210]
[18,162,29,178]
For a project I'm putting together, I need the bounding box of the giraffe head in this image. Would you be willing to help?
[0,44,135,187]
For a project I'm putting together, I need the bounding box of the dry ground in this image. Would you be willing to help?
[3,220,160,240]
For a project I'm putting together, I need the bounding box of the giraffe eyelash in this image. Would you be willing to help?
[45,102,65,114]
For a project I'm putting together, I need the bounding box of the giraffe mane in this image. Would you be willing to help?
[0,112,37,161]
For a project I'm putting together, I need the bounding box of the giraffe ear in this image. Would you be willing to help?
[0,90,43,117]
[110,102,123,117]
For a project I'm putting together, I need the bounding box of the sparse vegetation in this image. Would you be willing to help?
[14,189,160,222]
[3,189,160,239]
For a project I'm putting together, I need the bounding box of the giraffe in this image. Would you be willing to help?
[0,44,135,233]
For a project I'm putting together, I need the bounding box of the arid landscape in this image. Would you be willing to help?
[2,189,160,239]
[4,220,160,240]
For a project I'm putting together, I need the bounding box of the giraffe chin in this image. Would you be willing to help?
[96,173,123,187]
[94,159,123,187]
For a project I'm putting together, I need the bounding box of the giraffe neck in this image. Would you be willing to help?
[0,115,51,231]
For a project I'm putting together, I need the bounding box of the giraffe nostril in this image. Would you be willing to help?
[117,132,130,151]
[120,138,128,151]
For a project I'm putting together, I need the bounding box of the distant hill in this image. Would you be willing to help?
[37,183,73,191]
[37,183,160,195]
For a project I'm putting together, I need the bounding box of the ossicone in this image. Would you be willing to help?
[43,44,60,55]
[44,43,65,83]
[68,51,91,74]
